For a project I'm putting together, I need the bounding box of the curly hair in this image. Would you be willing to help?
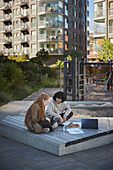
[53,91,65,102]
[24,93,50,125]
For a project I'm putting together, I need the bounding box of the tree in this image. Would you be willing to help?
[8,53,29,62]
[30,48,49,67]
[97,38,113,62]
[65,48,82,61]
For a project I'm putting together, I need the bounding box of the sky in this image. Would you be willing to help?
[88,0,94,32]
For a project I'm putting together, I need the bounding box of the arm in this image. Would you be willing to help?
[46,102,61,119]
[63,102,72,119]
[31,104,40,123]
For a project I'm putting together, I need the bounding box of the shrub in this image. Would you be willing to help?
[40,66,58,78]
[1,62,26,90]
[0,91,13,103]
[41,75,60,87]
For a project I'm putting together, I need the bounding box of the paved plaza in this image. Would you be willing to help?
[0,136,113,170]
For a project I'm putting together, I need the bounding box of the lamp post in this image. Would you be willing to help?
[60,62,64,91]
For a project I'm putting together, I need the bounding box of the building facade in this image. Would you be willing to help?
[93,0,113,57]
[0,0,88,64]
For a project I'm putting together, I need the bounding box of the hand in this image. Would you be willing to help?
[53,116,60,122]
[63,117,66,122]
[60,117,64,123]
[46,117,50,122]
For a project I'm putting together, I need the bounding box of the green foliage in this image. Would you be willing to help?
[0,91,13,103]
[65,48,82,60]
[0,52,8,63]
[0,72,13,91]
[30,48,49,67]
[1,62,26,90]
[8,53,28,62]
[40,66,58,78]
[41,76,60,88]
[97,38,113,62]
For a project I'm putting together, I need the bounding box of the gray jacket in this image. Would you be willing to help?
[45,98,72,119]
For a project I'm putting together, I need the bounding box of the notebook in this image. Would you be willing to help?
[81,118,98,129]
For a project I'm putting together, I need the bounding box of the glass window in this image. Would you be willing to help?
[40,43,44,48]
[31,31,36,41]
[75,11,76,17]
[31,17,36,27]
[65,5,68,16]
[65,0,68,3]
[75,22,76,28]
[31,44,36,54]
[75,0,76,6]
[65,18,68,28]
[31,4,36,15]
[13,9,15,17]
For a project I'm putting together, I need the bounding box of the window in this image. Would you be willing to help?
[75,11,76,18]
[13,9,16,17]
[31,4,36,15]
[65,18,68,28]
[31,17,36,27]
[40,44,44,49]
[65,5,68,16]
[65,0,68,3]
[31,44,36,54]
[75,22,76,28]
[31,31,36,41]
[75,0,76,6]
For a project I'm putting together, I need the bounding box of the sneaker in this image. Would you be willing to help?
[43,128,50,133]
[52,122,58,129]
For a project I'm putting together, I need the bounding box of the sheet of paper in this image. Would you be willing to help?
[66,128,84,134]
[62,121,71,126]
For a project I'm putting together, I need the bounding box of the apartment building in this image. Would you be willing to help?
[93,0,113,57]
[0,0,88,64]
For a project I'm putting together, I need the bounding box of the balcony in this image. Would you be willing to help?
[38,6,63,14]
[13,0,29,6]
[0,14,12,22]
[94,0,105,3]
[93,27,105,37]
[109,8,113,16]
[14,23,28,31]
[94,10,105,20]
[47,48,63,55]
[93,45,101,53]
[38,32,63,42]
[0,2,11,11]
[4,48,13,55]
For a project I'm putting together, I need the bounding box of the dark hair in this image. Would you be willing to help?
[53,91,65,102]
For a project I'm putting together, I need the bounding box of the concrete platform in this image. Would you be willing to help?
[0,101,113,156]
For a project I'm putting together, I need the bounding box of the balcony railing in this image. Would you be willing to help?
[109,8,113,16]
[39,20,63,27]
[94,9,105,18]
[0,26,12,32]
[0,14,11,21]
[15,10,29,18]
[109,26,113,34]
[4,49,13,55]
[48,48,63,54]
[93,45,101,52]
[13,23,28,30]
[38,33,63,41]
[93,27,105,35]
[0,38,12,44]
[13,0,28,5]
[38,6,63,14]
